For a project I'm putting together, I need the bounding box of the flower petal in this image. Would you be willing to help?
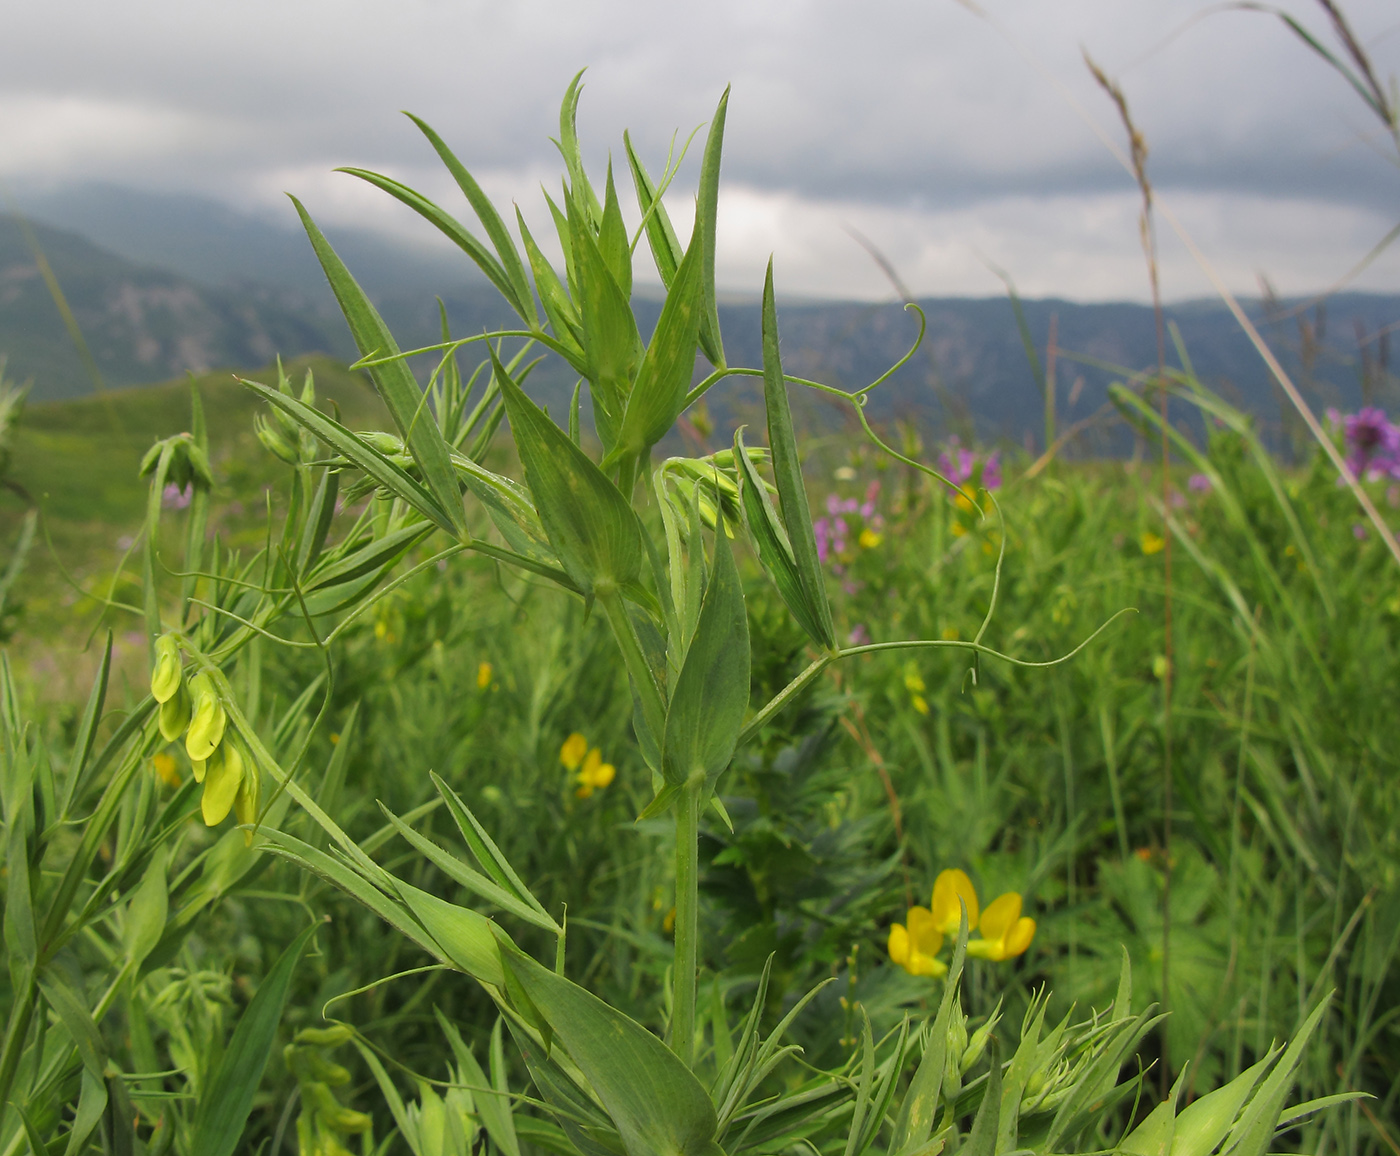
[979,891,1022,942]
[906,906,944,958]
[931,869,980,934]
[1004,917,1036,958]
[560,732,588,771]
[888,923,910,967]
[906,949,948,978]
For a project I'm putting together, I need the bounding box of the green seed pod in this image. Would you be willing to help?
[150,634,182,703]
[306,1052,352,1087]
[200,741,244,826]
[185,673,227,762]
[295,1025,354,1048]
[158,681,192,743]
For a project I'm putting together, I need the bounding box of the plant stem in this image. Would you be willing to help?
[672,776,701,1067]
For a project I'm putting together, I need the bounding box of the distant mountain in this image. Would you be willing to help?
[3,185,1397,452]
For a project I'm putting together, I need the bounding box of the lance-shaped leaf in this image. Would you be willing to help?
[694,87,729,368]
[569,191,641,452]
[451,451,560,568]
[598,161,632,302]
[190,921,320,1156]
[556,70,602,229]
[760,262,835,650]
[290,196,466,535]
[625,131,683,289]
[245,380,456,532]
[499,940,723,1156]
[733,429,830,648]
[404,112,538,327]
[662,516,750,790]
[612,214,706,461]
[518,207,586,367]
[338,166,531,326]
[493,349,644,600]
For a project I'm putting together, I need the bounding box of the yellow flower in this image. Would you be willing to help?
[951,520,968,538]
[201,741,244,826]
[911,694,929,715]
[858,528,882,549]
[150,633,183,703]
[575,747,616,798]
[185,674,227,762]
[931,868,980,935]
[954,487,976,512]
[476,661,493,690]
[1140,531,1165,555]
[966,891,1036,961]
[904,667,925,694]
[559,732,588,772]
[151,752,181,788]
[888,906,948,977]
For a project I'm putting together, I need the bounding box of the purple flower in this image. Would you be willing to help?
[813,517,831,563]
[162,482,192,510]
[982,451,1002,492]
[1188,473,1212,493]
[1354,523,1369,540]
[848,624,870,646]
[1343,407,1400,480]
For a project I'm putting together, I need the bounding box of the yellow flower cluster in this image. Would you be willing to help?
[888,868,1036,977]
[560,732,616,799]
[150,633,259,836]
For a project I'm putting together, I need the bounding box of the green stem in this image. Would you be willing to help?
[0,979,36,1115]
[672,777,701,1067]
[597,588,665,744]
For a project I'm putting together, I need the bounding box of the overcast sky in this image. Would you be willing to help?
[2,0,1398,302]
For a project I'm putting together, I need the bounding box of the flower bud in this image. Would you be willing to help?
[190,757,206,784]
[233,760,261,843]
[200,741,244,826]
[960,999,1002,1075]
[307,1052,351,1087]
[158,682,192,743]
[255,413,301,465]
[295,1026,354,1048]
[150,634,182,703]
[942,1010,968,1101]
[185,673,227,762]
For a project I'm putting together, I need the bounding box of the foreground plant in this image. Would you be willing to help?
[0,75,1356,1155]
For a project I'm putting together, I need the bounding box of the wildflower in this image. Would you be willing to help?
[966,891,1036,960]
[888,905,947,977]
[903,665,929,714]
[1188,473,1212,493]
[476,661,493,690]
[158,683,192,743]
[575,747,616,799]
[1353,523,1368,540]
[931,868,980,934]
[201,741,244,826]
[150,633,183,703]
[848,624,870,646]
[1139,531,1165,555]
[858,528,882,549]
[1343,406,1400,479]
[151,752,181,788]
[185,673,227,762]
[161,482,192,510]
[559,732,588,772]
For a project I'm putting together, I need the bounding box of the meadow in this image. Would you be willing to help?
[1,17,1398,1156]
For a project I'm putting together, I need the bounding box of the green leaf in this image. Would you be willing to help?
[391,878,506,987]
[568,193,641,452]
[493,349,645,599]
[189,921,319,1156]
[289,196,466,535]
[694,88,729,369]
[431,772,551,920]
[450,451,562,570]
[405,112,538,327]
[1119,1068,1186,1156]
[122,844,169,969]
[379,803,559,934]
[661,516,749,791]
[891,939,966,1155]
[599,161,632,302]
[1170,1054,1270,1156]
[624,133,683,290]
[760,262,835,650]
[244,379,455,532]
[38,968,106,1079]
[518,207,586,366]
[499,941,722,1156]
[556,71,602,230]
[959,1036,1002,1156]
[339,166,526,323]
[437,1011,521,1156]
[58,630,112,819]
[1222,995,1332,1156]
[613,215,706,460]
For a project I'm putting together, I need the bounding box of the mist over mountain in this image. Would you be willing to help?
[3,186,1396,453]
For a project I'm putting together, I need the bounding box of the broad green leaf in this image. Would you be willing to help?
[1119,1069,1186,1156]
[450,451,561,568]
[613,214,705,460]
[244,379,456,532]
[568,192,641,452]
[122,844,169,969]
[661,517,749,790]
[38,968,106,1079]
[760,263,835,650]
[694,88,729,368]
[733,429,830,648]
[499,941,723,1156]
[1221,995,1331,1156]
[405,112,538,327]
[289,196,466,535]
[189,921,319,1156]
[391,878,506,986]
[493,349,645,600]
[1170,1054,1270,1156]
[599,161,632,301]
